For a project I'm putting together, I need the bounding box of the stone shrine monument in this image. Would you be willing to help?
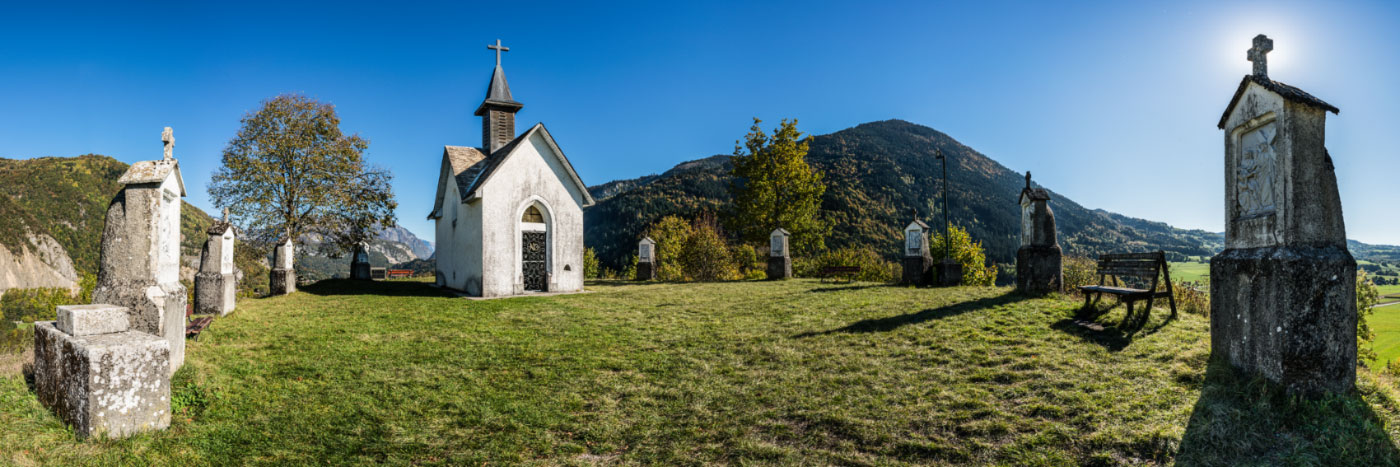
[33,304,171,439]
[350,243,372,280]
[636,237,656,281]
[902,214,933,286]
[1016,172,1062,294]
[270,237,296,295]
[194,209,238,316]
[1211,34,1355,394]
[767,228,792,280]
[91,126,187,374]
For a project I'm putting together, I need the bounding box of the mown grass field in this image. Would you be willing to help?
[3,279,1400,465]
[1167,261,1210,284]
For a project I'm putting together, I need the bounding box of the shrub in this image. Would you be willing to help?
[678,223,741,281]
[796,247,896,283]
[732,244,761,276]
[1172,281,1210,316]
[1,321,34,355]
[1,287,78,323]
[929,225,997,286]
[644,215,694,282]
[583,248,601,279]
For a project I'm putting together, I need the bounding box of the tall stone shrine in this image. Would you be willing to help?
[91,127,188,375]
[1211,34,1355,395]
[1016,172,1061,294]
[194,210,237,316]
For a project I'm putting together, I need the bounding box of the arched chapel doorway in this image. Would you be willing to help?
[520,203,549,292]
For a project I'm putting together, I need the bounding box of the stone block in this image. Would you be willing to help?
[1016,245,1063,295]
[935,260,962,287]
[57,304,130,337]
[767,256,792,280]
[194,272,236,316]
[636,261,655,281]
[351,262,372,280]
[1210,246,1356,394]
[270,268,296,295]
[92,281,186,377]
[33,321,171,439]
[902,255,933,286]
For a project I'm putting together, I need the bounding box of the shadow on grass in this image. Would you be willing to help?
[1050,300,1175,352]
[1176,358,1400,464]
[794,292,1026,337]
[297,279,457,298]
[806,283,891,293]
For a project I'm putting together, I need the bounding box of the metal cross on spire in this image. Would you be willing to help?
[1248,34,1273,78]
[488,39,509,67]
[161,127,174,160]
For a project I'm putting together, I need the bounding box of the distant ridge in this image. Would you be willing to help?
[583,120,1400,270]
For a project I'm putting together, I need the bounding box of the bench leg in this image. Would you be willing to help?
[1144,295,1155,317]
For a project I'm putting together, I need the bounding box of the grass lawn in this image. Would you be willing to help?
[1167,261,1210,284]
[3,279,1400,464]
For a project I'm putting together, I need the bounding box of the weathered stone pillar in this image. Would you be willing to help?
[269,238,297,295]
[1211,34,1354,395]
[1016,172,1062,294]
[902,217,933,286]
[767,228,792,280]
[350,243,372,280]
[635,237,656,281]
[34,304,171,439]
[934,259,962,287]
[194,220,237,316]
[92,127,187,374]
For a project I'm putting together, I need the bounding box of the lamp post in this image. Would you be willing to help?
[935,148,950,259]
[933,148,961,286]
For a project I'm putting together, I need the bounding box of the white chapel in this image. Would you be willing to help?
[428,40,594,297]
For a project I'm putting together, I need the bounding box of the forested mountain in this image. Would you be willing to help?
[583,120,1235,270]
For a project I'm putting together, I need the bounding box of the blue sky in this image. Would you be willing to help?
[1,0,1396,246]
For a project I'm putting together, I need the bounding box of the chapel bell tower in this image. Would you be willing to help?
[477,39,523,154]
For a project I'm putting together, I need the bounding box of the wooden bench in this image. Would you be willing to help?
[387,269,414,279]
[820,266,862,283]
[185,307,214,341]
[1078,251,1177,316]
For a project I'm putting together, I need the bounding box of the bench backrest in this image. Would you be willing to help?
[822,266,862,272]
[1095,252,1165,280]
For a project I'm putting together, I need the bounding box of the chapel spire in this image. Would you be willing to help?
[476,39,524,154]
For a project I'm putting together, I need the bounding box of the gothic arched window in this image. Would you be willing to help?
[521,205,544,223]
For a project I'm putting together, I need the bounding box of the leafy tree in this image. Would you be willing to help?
[728,118,828,254]
[930,225,998,286]
[208,94,395,257]
[1358,271,1380,363]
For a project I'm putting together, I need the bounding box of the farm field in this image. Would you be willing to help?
[3,279,1400,464]
[1168,261,1211,284]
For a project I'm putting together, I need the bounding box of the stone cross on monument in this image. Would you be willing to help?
[222,208,229,221]
[1025,171,1031,190]
[1248,34,1273,77]
[488,39,509,67]
[161,127,174,160]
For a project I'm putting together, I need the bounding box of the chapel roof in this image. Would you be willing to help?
[460,124,594,207]
[906,219,929,230]
[1218,74,1339,129]
[428,123,594,220]
[117,159,186,196]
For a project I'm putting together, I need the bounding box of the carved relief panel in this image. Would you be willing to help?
[1235,122,1277,219]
